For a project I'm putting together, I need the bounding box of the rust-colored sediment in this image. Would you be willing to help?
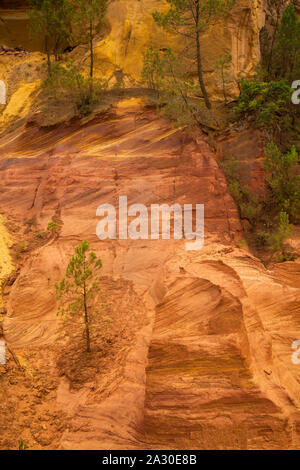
[0,100,299,450]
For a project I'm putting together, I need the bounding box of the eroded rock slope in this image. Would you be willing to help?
[0,99,299,450]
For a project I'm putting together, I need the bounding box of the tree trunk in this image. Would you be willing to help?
[45,34,51,75]
[82,250,91,353]
[267,6,281,75]
[83,263,91,352]
[45,10,51,75]
[169,62,202,127]
[195,2,211,109]
[222,65,227,103]
[83,289,91,352]
[89,18,94,99]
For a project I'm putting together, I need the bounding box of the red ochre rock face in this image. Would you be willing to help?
[0,100,299,450]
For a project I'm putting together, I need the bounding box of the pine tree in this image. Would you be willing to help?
[142,46,201,127]
[264,142,300,222]
[260,0,286,77]
[56,240,103,353]
[216,53,232,103]
[28,0,74,73]
[273,3,300,80]
[268,211,293,260]
[262,3,300,80]
[152,0,235,109]
[73,0,108,97]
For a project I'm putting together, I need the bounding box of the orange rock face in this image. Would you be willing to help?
[0,100,299,450]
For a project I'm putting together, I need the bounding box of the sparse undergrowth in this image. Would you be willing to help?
[56,277,145,391]
[221,142,299,263]
[43,62,108,117]
[234,3,300,150]
[7,213,63,264]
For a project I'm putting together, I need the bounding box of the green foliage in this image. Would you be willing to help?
[235,78,292,131]
[28,0,74,71]
[72,0,108,93]
[221,156,262,224]
[141,47,164,92]
[260,0,287,78]
[153,0,235,35]
[17,242,27,253]
[238,239,246,248]
[264,142,300,223]
[152,0,235,109]
[47,221,59,233]
[215,53,232,103]
[36,231,46,239]
[255,213,295,261]
[221,155,239,181]
[73,0,108,46]
[239,4,300,144]
[18,440,28,450]
[44,61,108,115]
[239,198,262,223]
[142,47,200,127]
[56,240,103,352]
[29,0,108,99]
[268,211,293,260]
[220,153,297,262]
[255,230,270,247]
[263,3,300,81]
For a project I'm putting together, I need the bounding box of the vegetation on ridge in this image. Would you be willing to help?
[152,0,235,110]
[221,141,299,262]
[28,0,108,113]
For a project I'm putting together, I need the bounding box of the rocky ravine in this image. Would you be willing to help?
[0,99,299,450]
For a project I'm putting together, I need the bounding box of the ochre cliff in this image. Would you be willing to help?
[0,0,299,452]
[0,99,299,450]
[0,0,266,101]
[94,0,266,97]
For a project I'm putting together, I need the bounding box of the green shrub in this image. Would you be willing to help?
[142,47,200,127]
[17,242,27,253]
[260,3,300,82]
[235,78,292,131]
[239,200,261,223]
[221,157,262,224]
[268,211,293,260]
[282,251,297,262]
[222,156,239,181]
[18,439,27,450]
[44,61,108,116]
[270,4,300,81]
[220,154,297,263]
[36,231,46,239]
[47,221,60,234]
[142,46,164,92]
[215,53,233,103]
[256,230,270,247]
[264,142,300,223]
[228,181,243,203]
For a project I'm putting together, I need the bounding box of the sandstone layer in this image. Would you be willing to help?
[0,99,299,450]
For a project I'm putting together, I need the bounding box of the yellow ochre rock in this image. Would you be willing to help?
[93,0,265,97]
[0,0,266,118]
[0,80,40,128]
[0,215,13,309]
